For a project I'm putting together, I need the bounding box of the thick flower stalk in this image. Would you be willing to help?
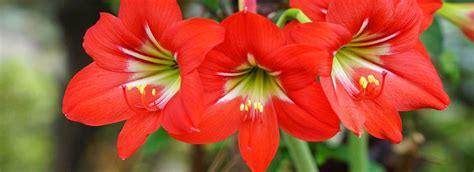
[437,2,474,41]
[288,0,450,143]
[172,11,341,172]
[62,0,224,159]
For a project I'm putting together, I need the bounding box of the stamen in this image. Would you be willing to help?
[359,76,368,89]
[121,86,151,113]
[353,71,388,100]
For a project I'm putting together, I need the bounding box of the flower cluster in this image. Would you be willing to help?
[62,0,452,171]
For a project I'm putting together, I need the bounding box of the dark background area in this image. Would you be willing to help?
[0,0,473,171]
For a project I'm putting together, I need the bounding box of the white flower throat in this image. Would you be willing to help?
[218,54,292,121]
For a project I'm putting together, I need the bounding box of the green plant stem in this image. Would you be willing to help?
[282,131,318,172]
[349,133,369,172]
[276,8,312,28]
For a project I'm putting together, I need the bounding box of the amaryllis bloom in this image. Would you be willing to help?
[172,11,340,171]
[290,0,442,32]
[287,0,450,143]
[62,0,224,159]
[437,2,474,41]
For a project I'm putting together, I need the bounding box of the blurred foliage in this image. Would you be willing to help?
[0,59,58,172]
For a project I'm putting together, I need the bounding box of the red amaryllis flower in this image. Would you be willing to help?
[437,2,474,41]
[62,0,224,159]
[172,11,340,171]
[290,0,442,32]
[287,0,450,143]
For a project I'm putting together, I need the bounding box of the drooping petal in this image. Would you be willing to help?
[417,0,443,31]
[118,0,182,41]
[170,99,243,144]
[117,112,161,159]
[83,13,144,72]
[320,77,365,136]
[359,94,403,143]
[63,63,134,126]
[161,70,205,134]
[273,83,340,141]
[289,0,331,21]
[380,47,450,111]
[320,77,402,143]
[161,92,195,134]
[238,104,280,172]
[215,11,286,62]
[161,18,225,74]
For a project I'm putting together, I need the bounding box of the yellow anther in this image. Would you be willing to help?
[367,75,380,86]
[254,102,258,109]
[152,88,156,96]
[258,103,264,112]
[247,100,252,106]
[244,105,249,111]
[137,84,147,94]
[240,103,245,111]
[373,80,380,85]
[126,84,133,90]
[359,76,368,89]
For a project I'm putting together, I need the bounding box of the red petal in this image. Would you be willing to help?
[63,63,133,126]
[215,11,286,62]
[327,0,423,53]
[176,71,205,131]
[320,77,365,135]
[274,82,340,141]
[238,104,279,172]
[262,45,331,90]
[161,18,225,74]
[290,0,330,21]
[360,94,403,143]
[161,93,195,134]
[320,77,402,142]
[83,13,143,72]
[287,22,352,55]
[326,0,393,35]
[117,112,161,159]
[380,48,450,111]
[461,27,474,41]
[417,0,443,31]
[118,0,182,41]
[170,99,242,144]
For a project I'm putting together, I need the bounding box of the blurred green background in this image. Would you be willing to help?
[0,0,472,171]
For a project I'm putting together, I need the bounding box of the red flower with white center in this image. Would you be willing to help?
[62,0,224,159]
[287,0,450,143]
[437,2,474,41]
[172,11,340,172]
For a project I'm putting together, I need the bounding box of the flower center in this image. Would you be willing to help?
[120,24,181,112]
[331,47,387,101]
[329,18,400,101]
[217,54,291,121]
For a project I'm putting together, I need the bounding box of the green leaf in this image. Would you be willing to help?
[142,128,171,154]
[201,0,219,12]
[439,50,461,86]
[421,17,444,58]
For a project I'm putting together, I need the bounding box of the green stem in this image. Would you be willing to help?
[276,8,312,28]
[282,131,318,172]
[349,133,369,172]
